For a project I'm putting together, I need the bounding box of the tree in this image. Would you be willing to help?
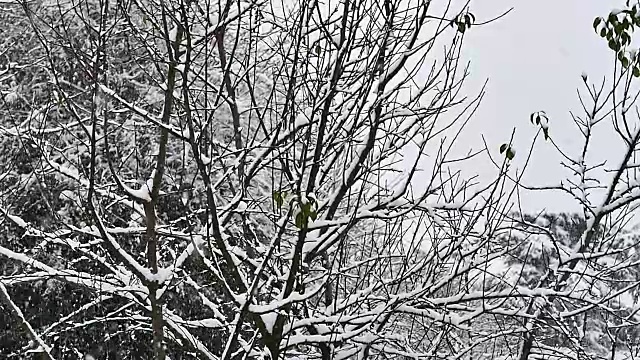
[507,3,640,359]
[14,0,640,359]
[0,0,529,358]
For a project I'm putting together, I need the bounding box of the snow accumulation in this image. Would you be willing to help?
[183,318,223,328]
[200,154,211,165]
[58,189,77,202]
[169,26,178,42]
[294,111,310,128]
[236,200,248,212]
[261,312,278,334]
[124,172,155,202]
[127,185,151,202]
[148,266,173,285]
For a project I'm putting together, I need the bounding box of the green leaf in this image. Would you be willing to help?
[315,44,321,55]
[535,114,540,125]
[633,66,640,77]
[543,128,549,141]
[457,22,466,34]
[593,17,602,30]
[600,27,607,38]
[622,56,630,68]
[506,148,515,160]
[609,13,618,23]
[301,202,312,216]
[464,14,472,27]
[499,143,508,154]
[310,211,317,221]
[609,39,618,51]
[295,213,305,229]
[621,32,630,46]
[273,191,283,208]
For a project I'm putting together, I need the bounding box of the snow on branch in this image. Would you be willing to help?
[0,282,55,359]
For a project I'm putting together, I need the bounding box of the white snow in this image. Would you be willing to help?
[539,115,549,129]
[331,34,341,46]
[150,267,173,285]
[294,112,310,128]
[183,318,223,328]
[58,189,77,202]
[4,91,17,104]
[6,213,28,228]
[124,171,155,202]
[261,312,278,334]
[126,184,151,202]
[236,200,248,212]
[169,26,178,42]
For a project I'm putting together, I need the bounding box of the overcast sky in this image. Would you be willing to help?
[444,0,631,214]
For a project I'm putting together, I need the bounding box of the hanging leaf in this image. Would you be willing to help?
[464,14,473,27]
[301,202,312,217]
[500,143,508,154]
[295,212,305,229]
[609,39,619,51]
[593,17,602,31]
[622,56,630,68]
[506,147,515,160]
[469,13,476,23]
[273,191,284,208]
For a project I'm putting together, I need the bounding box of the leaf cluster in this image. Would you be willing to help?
[594,6,640,76]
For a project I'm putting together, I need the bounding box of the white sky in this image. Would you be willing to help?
[443,0,631,213]
[275,0,632,215]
